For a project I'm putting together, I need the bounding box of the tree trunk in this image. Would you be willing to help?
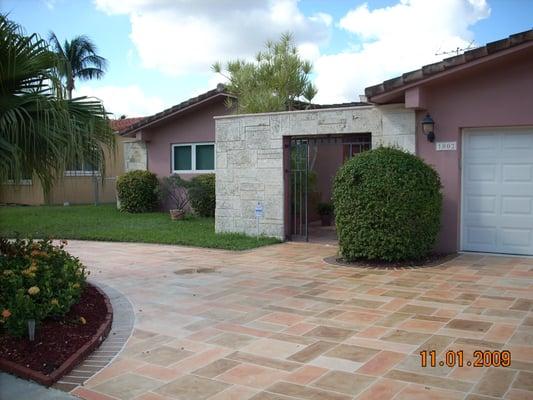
[67,78,74,100]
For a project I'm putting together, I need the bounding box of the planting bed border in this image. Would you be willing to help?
[0,283,113,387]
[323,253,458,269]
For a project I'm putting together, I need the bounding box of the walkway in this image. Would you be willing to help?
[56,241,533,399]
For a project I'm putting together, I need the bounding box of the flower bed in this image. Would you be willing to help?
[0,283,112,386]
[0,238,112,385]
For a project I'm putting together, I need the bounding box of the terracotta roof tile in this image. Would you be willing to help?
[365,28,533,99]
[110,117,145,132]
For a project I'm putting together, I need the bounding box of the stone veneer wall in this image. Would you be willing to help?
[123,140,147,172]
[214,105,415,239]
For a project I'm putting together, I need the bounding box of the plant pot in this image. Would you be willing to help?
[169,209,185,220]
[320,214,333,226]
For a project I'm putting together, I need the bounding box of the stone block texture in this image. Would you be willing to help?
[215,105,415,239]
[124,140,147,172]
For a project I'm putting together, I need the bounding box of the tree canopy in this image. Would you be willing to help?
[0,14,114,192]
[213,32,317,114]
[48,33,107,99]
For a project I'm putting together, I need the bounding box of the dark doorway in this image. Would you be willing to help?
[286,133,371,242]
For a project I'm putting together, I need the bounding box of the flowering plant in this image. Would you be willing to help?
[0,238,87,337]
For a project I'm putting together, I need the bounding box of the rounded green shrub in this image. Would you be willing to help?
[0,238,87,337]
[189,173,216,217]
[333,147,442,262]
[117,170,159,213]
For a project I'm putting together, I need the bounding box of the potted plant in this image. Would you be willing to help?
[160,174,190,220]
[317,202,334,226]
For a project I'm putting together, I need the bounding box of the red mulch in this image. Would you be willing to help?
[0,284,108,375]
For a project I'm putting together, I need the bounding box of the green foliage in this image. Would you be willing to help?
[0,205,280,250]
[0,14,114,192]
[317,202,334,216]
[0,238,87,337]
[333,147,442,262]
[213,32,317,113]
[49,32,107,99]
[189,174,216,217]
[117,170,159,213]
[160,174,191,211]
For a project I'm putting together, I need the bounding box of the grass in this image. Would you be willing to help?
[0,204,280,250]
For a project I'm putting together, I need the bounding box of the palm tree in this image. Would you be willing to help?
[48,32,107,99]
[0,14,114,192]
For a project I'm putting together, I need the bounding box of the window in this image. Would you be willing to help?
[65,160,99,176]
[5,172,32,185]
[172,143,215,173]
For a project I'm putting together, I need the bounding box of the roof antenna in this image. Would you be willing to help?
[435,40,477,57]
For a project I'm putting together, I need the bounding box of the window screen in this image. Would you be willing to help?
[174,145,192,171]
[196,144,214,170]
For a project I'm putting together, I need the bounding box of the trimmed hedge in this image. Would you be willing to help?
[117,170,159,213]
[189,174,216,217]
[333,147,442,261]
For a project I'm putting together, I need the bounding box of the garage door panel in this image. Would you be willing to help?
[501,196,533,216]
[465,226,497,246]
[466,163,498,182]
[502,163,533,182]
[466,132,500,151]
[500,227,532,247]
[502,131,533,149]
[465,195,497,214]
[462,127,533,255]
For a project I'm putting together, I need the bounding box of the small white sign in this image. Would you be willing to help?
[255,203,264,218]
[436,141,457,151]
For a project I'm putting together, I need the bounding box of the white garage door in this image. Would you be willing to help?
[462,127,533,255]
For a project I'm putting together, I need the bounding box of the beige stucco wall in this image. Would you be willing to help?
[0,180,45,205]
[0,135,125,205]
[214,105,415,239]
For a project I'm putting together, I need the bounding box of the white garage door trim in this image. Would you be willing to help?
[461,127,533,256]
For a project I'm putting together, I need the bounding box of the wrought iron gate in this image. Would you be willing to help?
[290,138,309,241]
[288,134,372,242]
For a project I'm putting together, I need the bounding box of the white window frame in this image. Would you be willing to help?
[172,142,215,174]
[64,162,100,177]
[5,179,32,186]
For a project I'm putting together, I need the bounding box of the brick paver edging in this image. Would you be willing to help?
[0,283,112,387]
[54,280,135,392]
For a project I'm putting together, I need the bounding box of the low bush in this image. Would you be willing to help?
[189,174,216,217]
[160,174,190,211]
[117,170,159,213]
[0,238,87,337]
[333,147,442,262]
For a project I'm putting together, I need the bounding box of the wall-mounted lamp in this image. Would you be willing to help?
[421,114,435,142]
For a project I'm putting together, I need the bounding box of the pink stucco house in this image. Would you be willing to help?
[365,28,533,255]
[214,29,533,257]
[120,85,234,182]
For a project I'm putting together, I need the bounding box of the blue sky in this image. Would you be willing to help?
[2,0,532,117]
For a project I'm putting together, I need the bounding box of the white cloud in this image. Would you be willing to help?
[94,0,331,76]
[313,0,491,103]
[42,0,57,9]
[75,85,168,118]
[297,42,321,63]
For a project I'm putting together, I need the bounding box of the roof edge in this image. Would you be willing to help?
[121,86,234,136]
[214,104,375,120]
[365,29,533,100]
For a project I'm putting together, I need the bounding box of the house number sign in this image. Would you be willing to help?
[436,141,457,151]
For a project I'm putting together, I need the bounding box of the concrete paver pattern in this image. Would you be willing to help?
[57,241,532,400]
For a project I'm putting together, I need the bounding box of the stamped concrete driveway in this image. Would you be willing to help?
[62,241,532,400]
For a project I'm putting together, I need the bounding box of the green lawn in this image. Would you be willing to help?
[0,205,280,250]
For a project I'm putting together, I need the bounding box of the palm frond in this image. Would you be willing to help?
[0,14,114,192]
